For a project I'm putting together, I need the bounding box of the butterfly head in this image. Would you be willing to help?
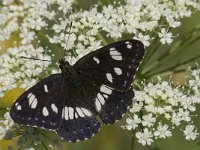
[59,59,71,71]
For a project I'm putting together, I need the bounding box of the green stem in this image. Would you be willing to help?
[139,18,167,73]
[142,26,200,78]
[139,35,159,72]
[145,53,200,78]
[18,146,23,150]
[172,65,198,74]
[42,141,49,150]
[131,130,136,150]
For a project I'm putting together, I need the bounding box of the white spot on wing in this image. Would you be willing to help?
[76,107,84,117]
[81,108,92,117]
[100,85,112,95]
[28,93,34,105]
[123,80,127,86]
[51,103,58,113]
[28,93,38,109]
[75,112,78,118]
[64,107,69,120]
[93,57,100,64]
[68,107,74,119]
[27,93,32,98]
[109,47,116,51]
[95,99,101,112]
[42,107,49,116]
[97,93,105,105]
[114,67,122,75]
[44,84,48,93]
[15,102,18,106]
[109,50,122,60]
[127,44,132,49]
[16,105,22,110]
[31,100,38,109]
[106,73,113,82]
[103,94,108,99]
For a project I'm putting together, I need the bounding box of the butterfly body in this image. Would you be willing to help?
[10,39,144,142]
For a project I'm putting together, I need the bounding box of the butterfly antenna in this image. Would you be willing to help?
[64,21,73,59]
[20,56,52,62]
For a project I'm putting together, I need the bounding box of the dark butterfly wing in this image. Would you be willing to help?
[55,79,100,142]
[10,74,65,130]
[74,39,144,124]
[57,115,100,142]
[97,87,134,124]
[74,39,144,91]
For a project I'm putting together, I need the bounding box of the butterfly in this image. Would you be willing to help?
[10,39,144,142]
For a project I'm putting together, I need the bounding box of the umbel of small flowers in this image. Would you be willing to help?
[0,112,14,140]
[123,74,200,146]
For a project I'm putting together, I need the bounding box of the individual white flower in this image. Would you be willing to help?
[130,101,143,113]
[179,96,196,112]
[171,112,181,126]
[134,33,150,47]
[154,124,172,138]
[142,113,156,127]
[177,109,191,122]
[158,28,173,44]
[125,114,141,130]
[136,128,153,146]
[183,125,199,140]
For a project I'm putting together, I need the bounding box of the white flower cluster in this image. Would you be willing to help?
[49,0,200,62]
[0,0,200,97]
[123,78,200,146]
[0,0,73,42]
[0,112,14,140]
[0,45,51,97]
[0,0,74,97]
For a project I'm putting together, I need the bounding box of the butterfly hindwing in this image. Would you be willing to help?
[57,112,100,142]
[96,86,134,124]
[55,79,101,142]
[10,74,65,130]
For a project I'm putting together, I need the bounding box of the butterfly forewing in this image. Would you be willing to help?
[74,39,144,91]
[10,74,65,130]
